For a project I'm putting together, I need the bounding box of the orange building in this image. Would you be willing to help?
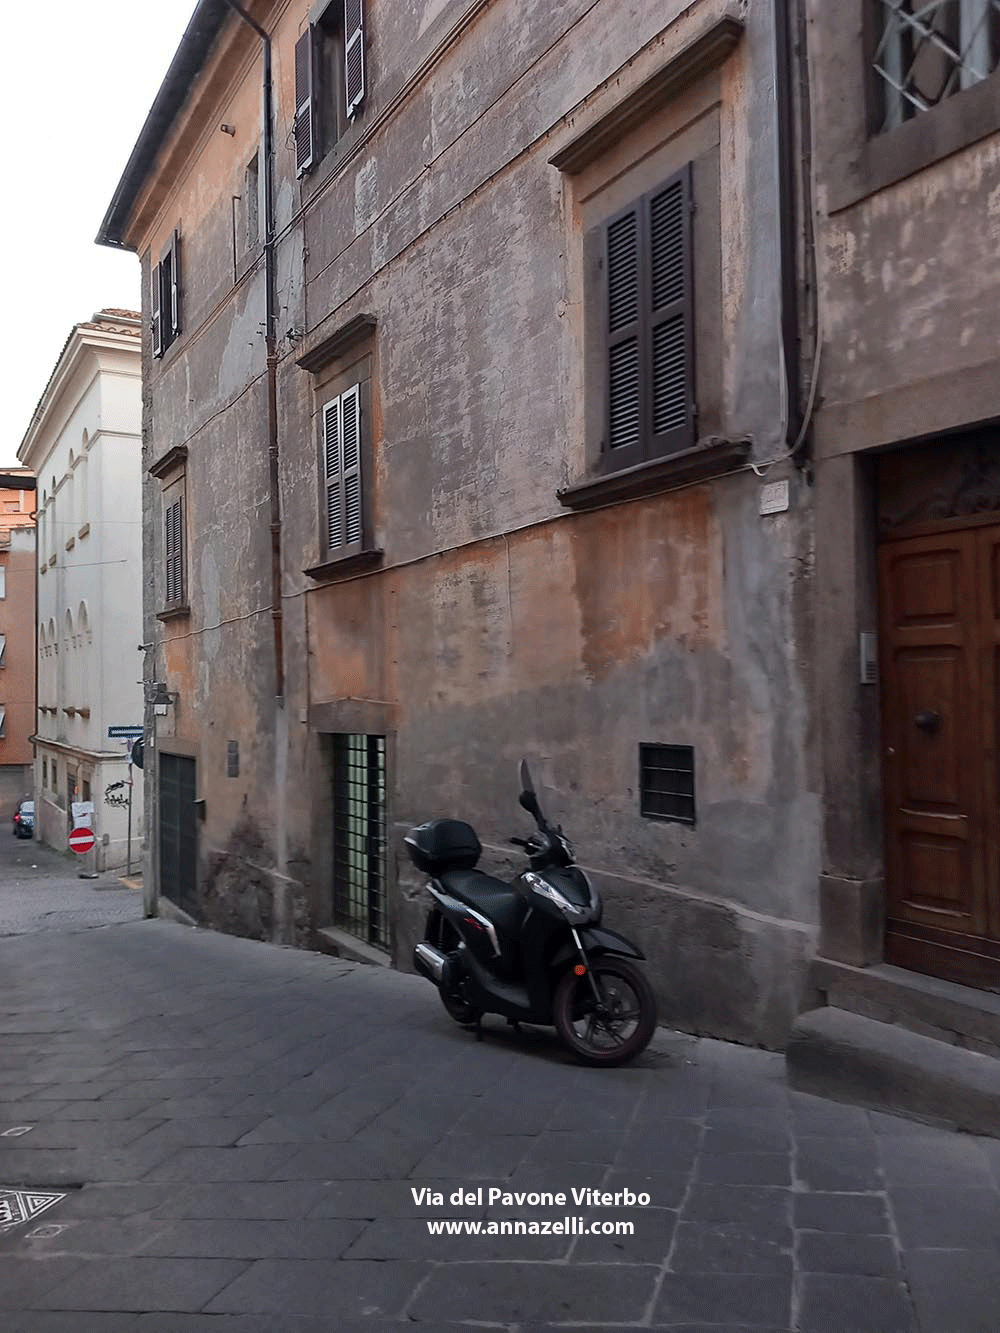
[0,468,36,815]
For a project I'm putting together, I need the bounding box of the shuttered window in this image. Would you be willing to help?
[602,164,694,471]
[151,230,182,358]
[295,1,366,176]
[322,384,364,558]
[345,0,366,118]
[0,635,6,668]
[294,29,315,176]
[0,707,6,740]
[164,497,185,607]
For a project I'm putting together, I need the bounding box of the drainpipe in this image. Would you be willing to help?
[774,0,802,453]
[221,0,284,701]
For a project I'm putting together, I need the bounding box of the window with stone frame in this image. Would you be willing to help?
[588,164,697,475]
[870,0,1000,133]
[150,448,190,619]
[298,321,380,578]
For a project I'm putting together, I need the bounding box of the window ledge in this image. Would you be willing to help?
[65,535,75,551]
[156,603,191,622]
[304,548,384,583]
[148,444,189,480]
[548,10,743,174]
[832,70,1000,214]
[78,707,91,719]
[78,523,90,540]
[557,437,752,511]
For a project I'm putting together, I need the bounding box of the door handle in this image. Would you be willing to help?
[914,710,940,734]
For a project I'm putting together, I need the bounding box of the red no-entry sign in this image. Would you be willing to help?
[68,827,96,855]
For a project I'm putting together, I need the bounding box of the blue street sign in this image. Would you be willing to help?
[108,726,144,738]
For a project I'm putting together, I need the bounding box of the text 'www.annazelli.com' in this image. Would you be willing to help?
[426,1218,634,1236]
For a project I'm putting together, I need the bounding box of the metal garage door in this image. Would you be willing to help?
[159,753,198,918]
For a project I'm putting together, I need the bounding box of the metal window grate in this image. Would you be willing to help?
[872,0,1000,133]
[332,733,388,949]
[639,743,696,825]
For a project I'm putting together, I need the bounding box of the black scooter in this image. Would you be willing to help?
[405,760,657,1066]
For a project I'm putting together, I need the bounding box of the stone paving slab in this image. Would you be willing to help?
[0,900,999,1329]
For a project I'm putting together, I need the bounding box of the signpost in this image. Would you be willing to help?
[68,826,95,855]
[107,728,142,877]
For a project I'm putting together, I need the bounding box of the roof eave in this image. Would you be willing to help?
[96,0,231,251]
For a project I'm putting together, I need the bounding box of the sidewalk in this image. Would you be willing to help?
[1,917,999,1330]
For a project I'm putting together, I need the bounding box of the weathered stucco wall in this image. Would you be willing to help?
[806,2,1000,967]
[809,0,1000,452]
[132,0,818,1047]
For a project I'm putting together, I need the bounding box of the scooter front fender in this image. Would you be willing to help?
[552,925,646,969]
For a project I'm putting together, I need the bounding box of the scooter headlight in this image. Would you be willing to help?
[523,872,589,919]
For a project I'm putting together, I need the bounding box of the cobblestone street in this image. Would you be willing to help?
[0,834,143,937]
[1,860,999,1331]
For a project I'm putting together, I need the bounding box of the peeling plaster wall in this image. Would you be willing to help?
[809,0,1000,449]
[136,0,817,1047]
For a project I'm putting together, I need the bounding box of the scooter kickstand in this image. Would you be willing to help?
[506,1018,521,1032]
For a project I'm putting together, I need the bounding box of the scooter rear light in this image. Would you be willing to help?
[574,964,586,976]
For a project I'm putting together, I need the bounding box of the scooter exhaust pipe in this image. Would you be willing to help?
[414,941,448,983]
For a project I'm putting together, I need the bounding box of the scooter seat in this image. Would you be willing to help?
[438,869,528,942]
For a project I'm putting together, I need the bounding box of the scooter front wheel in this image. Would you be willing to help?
[553,956,657,1067]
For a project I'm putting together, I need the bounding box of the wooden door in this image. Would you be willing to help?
[879,524,1000,989]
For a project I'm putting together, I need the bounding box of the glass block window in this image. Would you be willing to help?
[872,0,1000,133]
[332,733,388,949]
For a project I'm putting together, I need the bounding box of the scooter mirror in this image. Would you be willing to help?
[519,790,541,819]
[518,759,536,795]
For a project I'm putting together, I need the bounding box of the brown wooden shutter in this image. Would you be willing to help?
[151,260,163,358]
[340,384,363,550]
[345,0,366,119]
[294,29,316,175]
[647,164,694,457]
[169,230,182,337]
[604,205,642,471]
[165,498,184,605]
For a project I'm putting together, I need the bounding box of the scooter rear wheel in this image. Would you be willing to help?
[553,957,657,1067]
[439,986,481,1028]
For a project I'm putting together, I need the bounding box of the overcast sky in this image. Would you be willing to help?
[3,0,198,466]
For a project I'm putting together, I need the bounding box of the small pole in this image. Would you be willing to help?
[126,762,133,878]
[78,836,99,879]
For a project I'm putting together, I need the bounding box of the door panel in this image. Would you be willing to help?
[978,528,1000,943]
[879,529,997,985]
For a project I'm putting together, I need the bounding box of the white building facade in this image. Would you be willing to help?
[18,310,145,871]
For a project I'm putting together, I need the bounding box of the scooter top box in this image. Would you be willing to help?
[404,819,482,874]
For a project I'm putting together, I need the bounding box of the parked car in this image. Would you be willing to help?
[12,799,34,839]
